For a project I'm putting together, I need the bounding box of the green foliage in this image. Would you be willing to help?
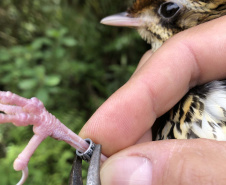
[0,0,149,184]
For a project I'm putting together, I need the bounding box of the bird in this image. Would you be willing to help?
[101,0,226,140]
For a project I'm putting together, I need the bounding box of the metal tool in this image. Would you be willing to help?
[69,139,101,185]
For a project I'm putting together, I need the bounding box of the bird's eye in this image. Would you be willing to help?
[158,2,181,19]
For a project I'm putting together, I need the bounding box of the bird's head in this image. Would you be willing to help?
[101,0,226,51]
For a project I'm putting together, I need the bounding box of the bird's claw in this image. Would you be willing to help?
[0,91,91,184]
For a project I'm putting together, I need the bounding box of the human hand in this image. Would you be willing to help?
[80,16,226,185]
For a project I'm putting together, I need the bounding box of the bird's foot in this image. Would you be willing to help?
[0,91,91,184]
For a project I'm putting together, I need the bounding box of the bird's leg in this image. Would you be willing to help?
[0,91,107,185]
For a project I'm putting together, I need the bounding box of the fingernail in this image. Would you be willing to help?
[101,156,152,185]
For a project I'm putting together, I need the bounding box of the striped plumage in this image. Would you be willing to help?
[101,0,226,141]
[156,81,226,140]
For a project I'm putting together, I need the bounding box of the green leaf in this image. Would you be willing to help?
[18,79,37,90]
[31,37,52,50]
[44,75,61,86]
[46,28,68,38]
[61,37,77,47]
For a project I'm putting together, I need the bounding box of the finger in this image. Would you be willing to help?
[80,16,226,156]
[101,139,226,185]
[133,49,153,75]
[135,129,152,144]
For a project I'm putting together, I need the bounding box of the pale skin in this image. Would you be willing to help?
[79,16,226,185]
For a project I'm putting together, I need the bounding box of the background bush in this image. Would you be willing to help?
[0,0,149,184]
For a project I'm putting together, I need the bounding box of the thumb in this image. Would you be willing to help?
[100,139,226,185]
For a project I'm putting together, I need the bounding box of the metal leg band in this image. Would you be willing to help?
[69,138,101,185]
[76,138,95,162]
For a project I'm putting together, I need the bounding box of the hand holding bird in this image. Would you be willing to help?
[84,16,226,185]
[80,0,226,184]
[1,0,226,184]
[101,0,226,141]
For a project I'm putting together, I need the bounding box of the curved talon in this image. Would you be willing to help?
[16,167,29,185]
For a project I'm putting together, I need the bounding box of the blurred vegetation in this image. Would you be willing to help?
[0,0,149,184]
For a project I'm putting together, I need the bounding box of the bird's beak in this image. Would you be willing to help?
[100,12,142,28]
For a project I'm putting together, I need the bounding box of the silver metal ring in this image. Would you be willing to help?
[76,138,96,162]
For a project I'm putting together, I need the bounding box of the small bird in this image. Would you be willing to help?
[101,0,226,140]
[1,1,226,184]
